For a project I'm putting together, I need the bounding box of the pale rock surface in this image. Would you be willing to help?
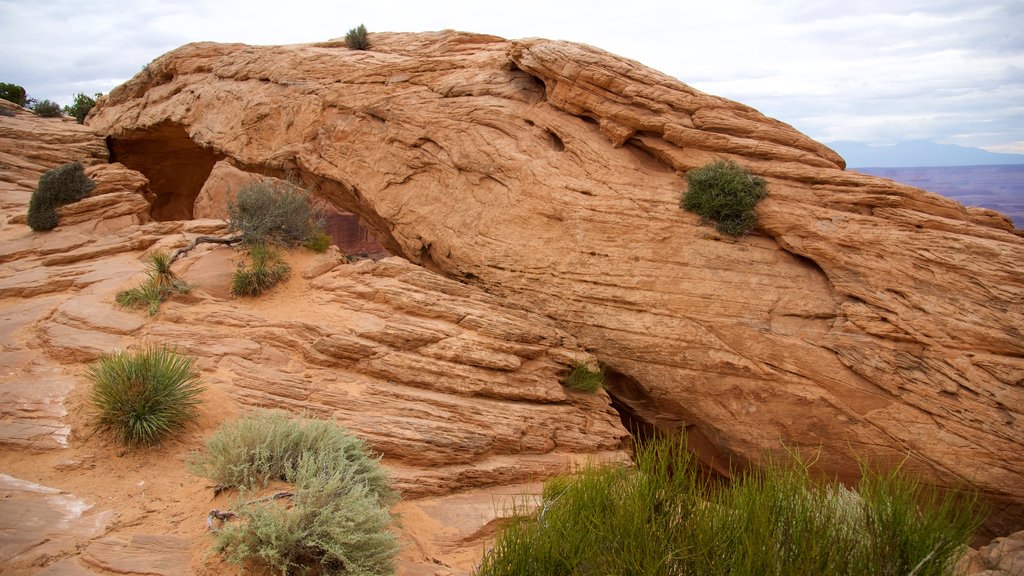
[192,159,261,219]
[85,30,1024,536]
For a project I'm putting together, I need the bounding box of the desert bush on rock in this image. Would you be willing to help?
[303,230,332,252]
[564,362,603,393]
[682,159,767,236]
[87,346,204,447]
[191,411,399,576]
[27,161,95,231]
[228,180,326,247]
[232,243,291,296]
[63,92,99,124]
[116,250,190,315]
[32,99,63,118]
[0,82,27,107]
[478,437,982,576]
[345,24,370,50]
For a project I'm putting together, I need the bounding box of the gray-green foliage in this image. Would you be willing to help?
[477,437,982,576]
[191,411,399,575]
[116,250,190,315]
[681,159,767,236]
[345,24,370,50]
[32,99,63,118]
[87,346,204,447]
[227,180,326,247]
[27,161,95,231]
[231,243,291,296]
[563,362,603,393]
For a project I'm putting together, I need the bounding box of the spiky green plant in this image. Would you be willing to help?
[191,411,399,576]
[232,243,291,297]
[115,250,190,316]
[87,346,204,447]
[681,159,767,236]
[564,362,603,393]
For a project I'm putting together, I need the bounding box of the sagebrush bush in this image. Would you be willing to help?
[27,162,95,231]
[32,99,63,118]
[232,243,291,296]
[191,411,399,575]
[564,362,603,393]
[116,250,190,315]
[87,346,204,447]
[345,24,370,50]
[477,437,982,576]
[682,159,767,236]
[227,180,325,247]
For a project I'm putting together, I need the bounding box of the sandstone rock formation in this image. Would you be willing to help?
[84,30,1024,538]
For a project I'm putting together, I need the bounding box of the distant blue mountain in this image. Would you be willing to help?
[826,140,1024,168]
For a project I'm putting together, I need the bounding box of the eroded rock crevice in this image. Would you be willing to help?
[107,122,224,221]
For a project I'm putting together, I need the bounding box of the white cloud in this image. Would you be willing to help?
[0,0,1021,153]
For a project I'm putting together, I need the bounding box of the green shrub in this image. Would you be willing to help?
[27,162,95,231]
[191,411,399,575]
[303,230,332,252]
[564,362,603,393]
[63,92,99,124]
[345,24,370,50]
[0,82,27,107]
[32,99,63,118]
[477,437,982,576]
[232,243,291,296]
[227,180,326,247]
[116,250,190,315]
[87,346,204,447]
[681,159,767,236]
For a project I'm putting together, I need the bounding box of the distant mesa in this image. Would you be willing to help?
[828,139,1024,168]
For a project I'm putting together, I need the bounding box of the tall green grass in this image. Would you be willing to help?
[563,362,603,393]
[477,438,982,576]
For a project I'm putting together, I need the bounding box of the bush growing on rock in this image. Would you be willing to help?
[87,346,204,447]
[227,180,326,247]
[345,24,370,50]
[478,436,982,576]
[564,362,603,393]
[0,82,27,107]
[191,411,399,576]
[32,99,63,118]
[681,159,767,236]
[63,92,99,124]
[27,161,95,231]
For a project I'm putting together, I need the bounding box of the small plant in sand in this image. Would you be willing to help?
[681,159,767,236]
[191,411,399,576]
[27,161,95,231]
[232,243,291,297]
[345,24,370,50]
[116,250,190,315]
[564,362,604,393]
[87,346,203,447]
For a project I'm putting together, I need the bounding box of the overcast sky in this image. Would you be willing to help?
[1,0,1022,153]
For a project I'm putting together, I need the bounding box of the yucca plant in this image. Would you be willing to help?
[87,346,204,447]
[232,243,291,296]
[115,250,190,316]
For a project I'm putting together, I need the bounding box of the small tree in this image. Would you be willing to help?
[345,24,370,50]
[681,159,767,236]
[228,180,325,247]
[64,92,99,124]
[0,82,27,107]
[27,162,95,231]
[32,99,63,118]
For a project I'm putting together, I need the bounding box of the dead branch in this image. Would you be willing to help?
[168,235,243,266]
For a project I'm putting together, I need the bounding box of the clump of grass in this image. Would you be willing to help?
[477,437,982,576]
[681,159,767,236]
[345,24,370,50]
[232,243,291,296]
[563,362,603,393]
[116,250,190,316]
[191,411,399,576]
[303,230,332,253]
[87,346,204,447]
[27,161,95,231]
